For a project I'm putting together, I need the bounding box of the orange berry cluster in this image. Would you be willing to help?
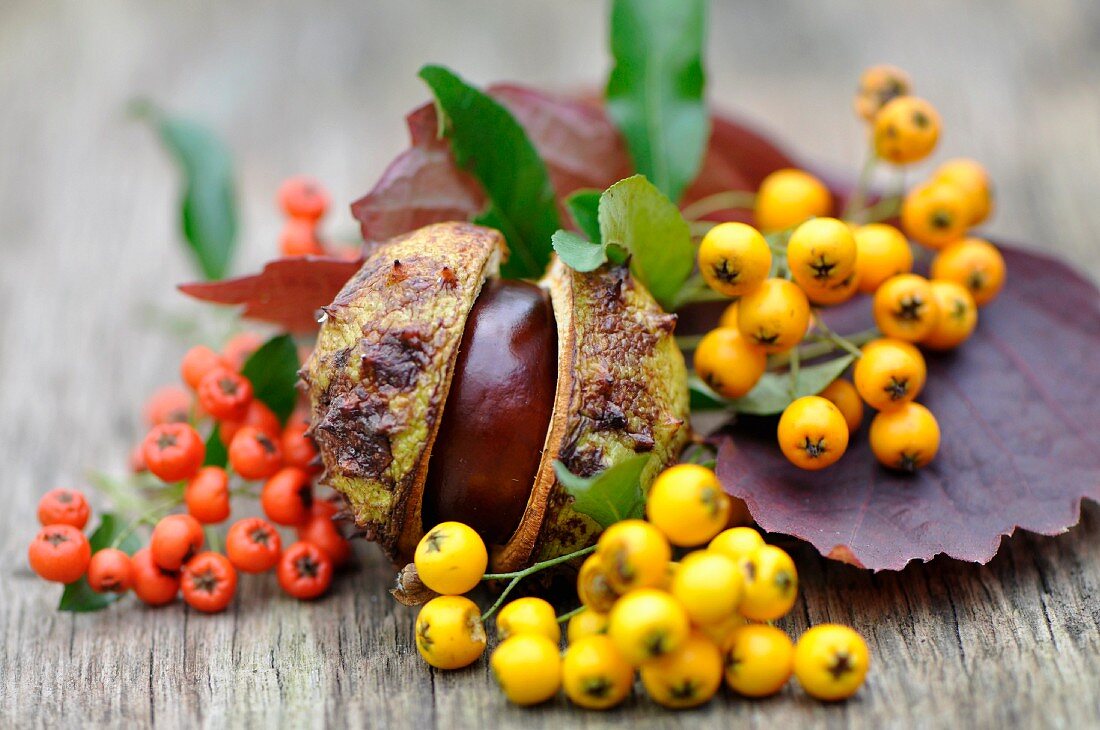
[277,177,329,256]
[29,332,351,612]
[693,65,1007,473]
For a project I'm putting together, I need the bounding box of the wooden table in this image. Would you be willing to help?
[2,1,1098,726]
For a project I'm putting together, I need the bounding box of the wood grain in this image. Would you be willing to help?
[1,1,1098,727]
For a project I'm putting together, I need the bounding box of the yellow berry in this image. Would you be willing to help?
[930,237,1006,307]
[709,527,765,563]
[596,519,671,594]
[869,402,941,472]
[934,158,993,225]
[693,327,767,399]
[490,634,562,706]
[793,624,870,701]
[853,338,927,411]
[739,545,798,622]
[872,274,939,342]
[800,270,860,307]
[818,379,863,432]
[561,635,634,710]
[901,181,970,250]
[567,608,610,644]
[873,96,941,164]
[608,588,690,665]
[414,521,488,596]
[415,595,487,670]
[754,169,833,232]
[853,223,913,293]
[496,597,561,643]
[854,64,911,122]
[699,612,748,646]
[639,631,724,709]
[577,553,619,612]
[737,278,811,354]
[718,301,740,328]
[646,464,730,547]
[776,396,849,470]
[787,217,858,291]
[671,550,743,626]
[922,280,978,350]
[722,624,795,697]
[698,222,773,297]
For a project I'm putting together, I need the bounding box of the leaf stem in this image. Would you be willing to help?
[681,190,757,221]
[480,545,598,623]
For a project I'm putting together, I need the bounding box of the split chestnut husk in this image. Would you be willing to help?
[303,221,690,580]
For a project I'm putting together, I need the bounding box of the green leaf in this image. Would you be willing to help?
[58,513,142,613]
[240,334,300,424]
[204,424,228,467]
[552,230,608,273]
[598,175,694,310]
[717,355,857,416]
[566,190,602,243]
[554,454,652,529]
[133,100,237,280]
[606,0,709,205]
[688,375,729,411]
[419,65,561,280]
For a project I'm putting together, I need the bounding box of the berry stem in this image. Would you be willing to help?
[788,346,801,399]
[770,327,879,367]
[109,498,178,549]
[680,190,757,221]
[813,314,866,358]
[480,544,598,623]
[859,193,903,223]
[842,141,878,222]
[205,526,222,554]
[555,605,586,624]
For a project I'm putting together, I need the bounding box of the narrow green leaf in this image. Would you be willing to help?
[133,100,237,280]
[726,355,857,416]
[554,454,652,529]
[598,175,694,310]
[58,514,142,613]
[606,0,709,204]
[204,424,228,467]
[565,190,602,243]
[419,65,561,280]
[240,334,300,424]
[552,230,608,272]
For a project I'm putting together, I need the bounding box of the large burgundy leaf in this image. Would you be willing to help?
[716,245,1100,570]
[178,256,362,332]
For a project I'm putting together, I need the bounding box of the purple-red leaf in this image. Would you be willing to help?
[716,245,1100,570]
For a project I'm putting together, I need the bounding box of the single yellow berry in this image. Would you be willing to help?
[776,396,849,470]
[561,635,634,710]
[818,379,864,432]
[577,554,620,612]
[699,612,748,647]
[930,237,1006,307]
[737,278,811,354]
[853,223,913,293]
[694,327,767,399]
[596,519,671,594]
[567,608,610,644]
[646,464,731,547]
[800,270,861,307]
[739,544,798,622]
[639,632,724,709]
[922,280,978,350]
[869,402,941,472]
[873,96,941,164]
[414,521,488,596]
[414,595,487,670]
[901,180,970,250]
[490,633,562,706]
[718,300,740,328]
[854,64,912,122]
[754,169,833,232]
[853,338,927,411]
[722,624,795,697]
[496,597,561,643]
[934,158,993,225]
[670,550,743,626]
[793,624,870,701]
[787,217,858,291]
[709,527,765,563]
[872,274,939,342]
[608,588,690,666]
[698,222,773,297]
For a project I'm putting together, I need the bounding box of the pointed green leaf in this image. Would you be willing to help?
[554,454,651,529]
[240,334,300,424]
[552,230,608,272]
[724,354,857,416]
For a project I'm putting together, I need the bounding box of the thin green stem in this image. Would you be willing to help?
[483,545,597,582]
[110,498,178,549]
[769,327,879,367]
[681,190,757,221]
[843,142,878,222]
[813,314,865,358]
[205,526,222,554]
[860,194,902,223]
[788,346,801,399]
[556,605,586,624]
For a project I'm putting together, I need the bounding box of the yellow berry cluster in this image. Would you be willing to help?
[693,65,1007,473]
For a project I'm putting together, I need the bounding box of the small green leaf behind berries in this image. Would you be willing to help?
[554,454,651,529]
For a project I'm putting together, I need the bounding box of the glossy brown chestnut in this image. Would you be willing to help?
[421,278,558,545]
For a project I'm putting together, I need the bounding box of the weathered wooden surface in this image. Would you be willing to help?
[2,1,1099,727]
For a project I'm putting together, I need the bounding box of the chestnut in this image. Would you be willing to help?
[421,279,557,545]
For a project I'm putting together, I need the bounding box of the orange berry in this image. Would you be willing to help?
[87,548,133,594]
[37,488,90,529]
[180,346,228,390]
[142,423,205,482]
[131,547,181,606]
[143,385,193,426]
[228,426,283,480]
[277,176,330,221]
[184,466,231,524]
[28,524,91,584]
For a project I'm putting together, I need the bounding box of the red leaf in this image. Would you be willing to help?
[716,245,1100,570]
[178,256,362,333]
